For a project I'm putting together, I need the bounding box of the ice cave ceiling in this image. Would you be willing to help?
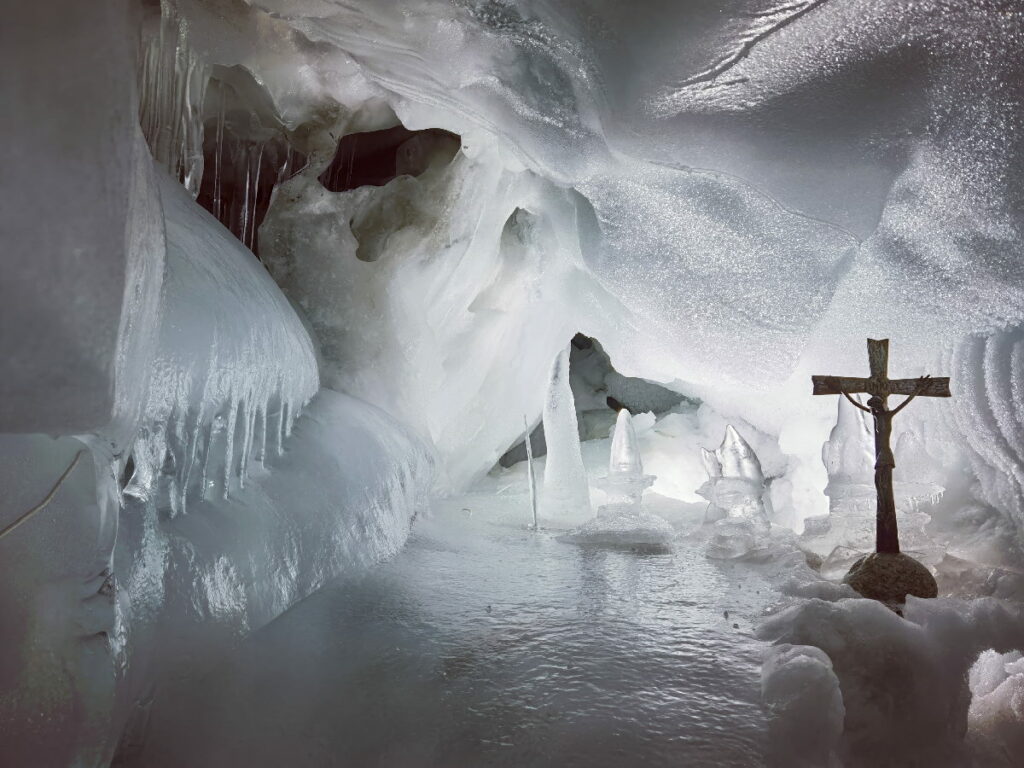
[3,0,1024,766]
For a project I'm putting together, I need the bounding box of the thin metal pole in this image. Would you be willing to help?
[524,415,538,530]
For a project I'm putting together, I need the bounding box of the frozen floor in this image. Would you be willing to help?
[138,493,774,767]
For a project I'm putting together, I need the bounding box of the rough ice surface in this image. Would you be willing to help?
[968,650,1024,763]
[540,347,592,522]
[761,596,1024,768]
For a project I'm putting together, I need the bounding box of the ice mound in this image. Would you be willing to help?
[560,507,676,551]
[761,644,845,768]
[760,596,1024,767]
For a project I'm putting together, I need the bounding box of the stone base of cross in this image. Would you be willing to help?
[812,338,950,604]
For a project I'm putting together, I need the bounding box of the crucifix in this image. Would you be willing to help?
[812,339,950,555]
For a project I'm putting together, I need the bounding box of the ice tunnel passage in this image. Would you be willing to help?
[3,0,1024,766]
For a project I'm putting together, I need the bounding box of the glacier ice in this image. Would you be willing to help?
[540,346,591,522]
[700,426,772,538]
[600,408,655,508]
[123,172,319,515]
[3,0,1024,764]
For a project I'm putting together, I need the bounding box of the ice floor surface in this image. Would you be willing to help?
[140,494,773,767]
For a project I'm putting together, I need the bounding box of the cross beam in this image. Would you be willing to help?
[811,338,951,554]
[812,340,950,399]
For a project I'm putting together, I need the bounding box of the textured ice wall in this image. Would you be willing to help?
[165,0,1020,529]
[123,172,319,515]
[261,140,586,489]
[948,327,1024,540]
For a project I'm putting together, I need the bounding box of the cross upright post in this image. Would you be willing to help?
[812,339,950,555]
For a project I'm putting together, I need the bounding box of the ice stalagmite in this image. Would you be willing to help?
[561,408,674,548]
[822,394,875,488]
[541,346,591,521]
[601,409,655,510]
[701,425,772,559]
[719,425,766,484]
[609,408,642,477]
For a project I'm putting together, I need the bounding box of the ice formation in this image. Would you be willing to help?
[700,426,774,559]
[4,0,1024,764]
[563,408,674,549]
[540,346,592,522]
[600,408,656,510]
[761,596,1024,767]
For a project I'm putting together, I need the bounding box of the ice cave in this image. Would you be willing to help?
[3,1,1024,766]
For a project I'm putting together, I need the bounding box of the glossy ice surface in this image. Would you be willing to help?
[138,494,773,767]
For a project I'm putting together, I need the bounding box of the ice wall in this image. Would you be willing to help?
[123,172,319,515]
[162,0,1019,533]
[1,0,164,435]
[261,139,585,490]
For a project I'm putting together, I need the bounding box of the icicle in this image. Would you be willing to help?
[137,0,209,195]
[608,408,643,478]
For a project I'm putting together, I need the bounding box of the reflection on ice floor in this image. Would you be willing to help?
[143,494,772,767]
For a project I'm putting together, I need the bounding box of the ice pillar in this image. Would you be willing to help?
[541,346,591,520]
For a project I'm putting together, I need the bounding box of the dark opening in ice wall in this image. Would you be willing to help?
[195,66,307,256]
[319,126,461,192]
[499,334,691,468]
[139,3,306,256]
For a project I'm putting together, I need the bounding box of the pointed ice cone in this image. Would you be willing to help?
[541,346,591,519]
[609,409,643,478]
[717,425,764,482]
[822,393,874,484]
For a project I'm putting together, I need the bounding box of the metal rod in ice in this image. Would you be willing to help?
[524,414,538,530]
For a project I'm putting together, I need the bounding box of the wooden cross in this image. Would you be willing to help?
[812,339,950,554]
